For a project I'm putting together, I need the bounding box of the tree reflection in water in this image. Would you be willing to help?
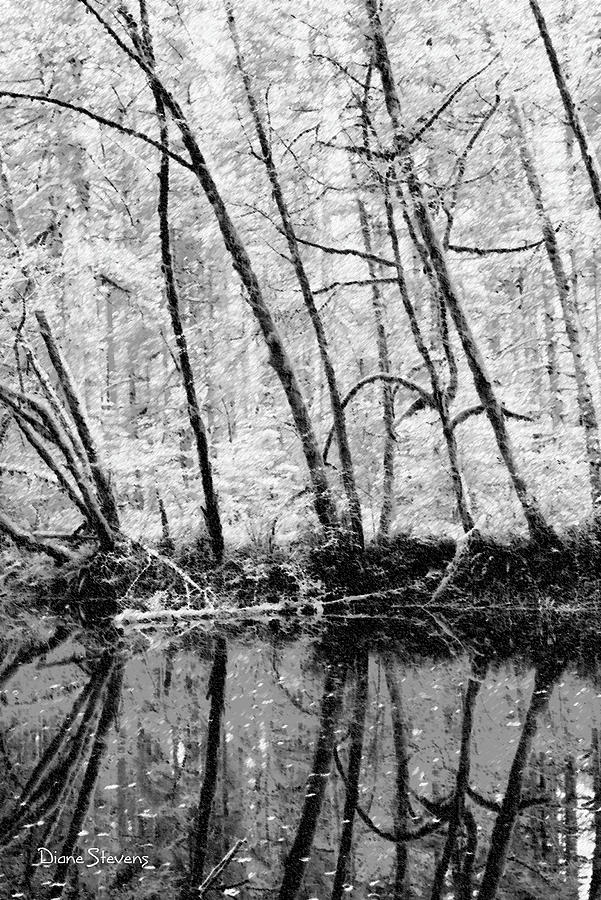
[0,617,599,899]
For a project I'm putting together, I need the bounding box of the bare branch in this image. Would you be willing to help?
[0,90,192,170]
[409,55,500,144]
[294,234,396,268]
[0,510,76,563]
[448,238,546,255]
[197,838,246,897]
[333,747,445,842]
[443,97,500,249]
[323,374,433,463]
[313,277,398,296]
[451,404,534,430]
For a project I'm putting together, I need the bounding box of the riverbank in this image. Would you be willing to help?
[2,516,601,625]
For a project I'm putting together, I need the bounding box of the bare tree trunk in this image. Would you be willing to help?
[278,658,347,900]
[543,280,564,428]
[226,0,362,545]
[383,185,475,532]
[35,310,121,532]
[88,3,337,532]
[331,651,369,900]
[0,626,69,692]
[364,0,553,543]
[137,2,224,561]
[476,664,560,900]
[354,195,397,539]
[512,99,601,505]
[0,510,76,563]
[183,636,227,900]
[529,0,601,224]
[105,290,117,409]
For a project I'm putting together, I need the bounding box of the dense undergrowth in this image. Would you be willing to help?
[2,515,601,624]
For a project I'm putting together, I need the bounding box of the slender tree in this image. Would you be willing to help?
[225,0,363,545]
[76,0,338,533]
[364,0,554,543]
[528,0,601,226]
[511,98,601,506]
[135,0,224,560]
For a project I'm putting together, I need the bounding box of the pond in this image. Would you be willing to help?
[0,609,599,899]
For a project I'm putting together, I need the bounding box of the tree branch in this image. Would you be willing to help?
[313,277,398,296]
[294,234,396,268]
[409,55,500,144]
[448,238,546,255]
[0,90,192,170]
[333,746,445,842]
[0,510,76,563]
[451,404,533,430]
[323,374,434,463]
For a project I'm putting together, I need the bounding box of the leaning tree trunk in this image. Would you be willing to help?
[383,656,414,900]
[383,184,475,532]
[278,658,347,900]
[85,4,338,533]
[476,664,560,900]
[364,0,554,543]
[50,656,123,899]
[589,727,601,900]
[512,99,601,506]
[542,276,564,429]
[137,2,224,561]
[528,0,601,225]
[226,0,363,545]
[430,660,484,900]
[35,310,121,532]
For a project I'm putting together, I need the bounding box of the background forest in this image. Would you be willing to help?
[1,0,601,564]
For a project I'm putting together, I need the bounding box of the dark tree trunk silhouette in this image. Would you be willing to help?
[50,656,123,898]
[78,0,338,532]
[353,170,396,538]
[476,664,560,900]
[183,636,228,900]
[35,310,120,533]
[383,181,475,532]
[430,660,485,900]
[278,657,347,900]
[137,0,224,561]
[0,626,70,690]
[512,98,601,506]
[384,656,414,899]
[564,753,579,887]
[364,0,554,543]
[226,0,363,545]
[590,728,601,900]
[528,0,601,225]
[0,652,114,850]
[331,651,369,900]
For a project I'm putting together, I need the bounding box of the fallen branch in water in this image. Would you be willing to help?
[196,838,246,897]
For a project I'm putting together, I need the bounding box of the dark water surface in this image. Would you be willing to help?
[0,610,600,899]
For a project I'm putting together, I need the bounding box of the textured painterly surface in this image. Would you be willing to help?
[0,621,600,898]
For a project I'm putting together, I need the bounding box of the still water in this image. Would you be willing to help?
[0,610,599,899]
